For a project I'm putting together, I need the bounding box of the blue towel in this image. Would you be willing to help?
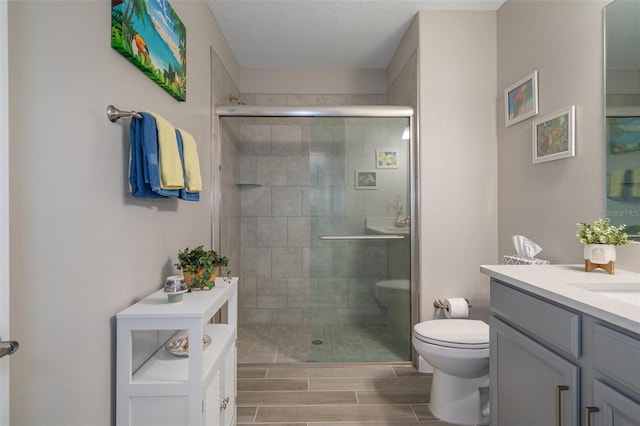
[129,112,179,198]
[176,130,200,201]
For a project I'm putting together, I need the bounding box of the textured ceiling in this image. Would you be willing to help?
[207,0,506,69]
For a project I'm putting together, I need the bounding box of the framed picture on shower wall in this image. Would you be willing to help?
[111,0,187,101]
[532,105,575,164]
[355,171,377,189]
[376,149,398,168]
[505,70,539,126]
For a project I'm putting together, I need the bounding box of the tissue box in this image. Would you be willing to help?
[502,255,550,265]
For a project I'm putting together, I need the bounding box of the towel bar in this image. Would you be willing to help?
[107,105,142,122]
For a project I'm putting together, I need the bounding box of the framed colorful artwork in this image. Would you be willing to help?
[532,106,575,164]
[111,0,187,101]
[355,171,377,189]
[376,149,398,169]
[505,71,539,126]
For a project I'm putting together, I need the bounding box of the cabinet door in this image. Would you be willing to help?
[222,344,236,426]
[204,369,222,426]
[490,316,580,426]
[592,380,640,426]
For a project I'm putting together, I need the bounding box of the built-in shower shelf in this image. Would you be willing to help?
[235,183,262,187]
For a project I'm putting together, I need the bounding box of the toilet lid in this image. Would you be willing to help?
[414,319,489,349]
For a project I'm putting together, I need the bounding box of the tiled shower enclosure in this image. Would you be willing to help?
[219,112,412,362]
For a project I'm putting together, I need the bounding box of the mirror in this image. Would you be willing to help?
[605,0,640,237]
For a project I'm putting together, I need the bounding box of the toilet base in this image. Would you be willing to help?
[429,369,490,426]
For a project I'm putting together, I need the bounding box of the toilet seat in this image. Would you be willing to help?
[414,319,489,349]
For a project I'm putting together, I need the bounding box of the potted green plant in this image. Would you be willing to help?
[576,218,630,274]
[176,245,229,290]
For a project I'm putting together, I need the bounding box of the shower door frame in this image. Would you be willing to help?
[213,105,420,363]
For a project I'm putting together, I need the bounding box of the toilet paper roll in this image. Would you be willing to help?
[444,298,469,319]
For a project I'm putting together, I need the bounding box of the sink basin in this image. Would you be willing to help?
[570,282,640,307]
[587,289,640,307]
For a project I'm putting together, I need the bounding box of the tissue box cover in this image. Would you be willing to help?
[502,255,550,265]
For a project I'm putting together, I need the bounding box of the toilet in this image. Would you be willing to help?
[412,318,490,425]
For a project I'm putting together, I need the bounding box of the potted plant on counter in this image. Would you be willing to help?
[176,245,230,290]
[576,218,630,274]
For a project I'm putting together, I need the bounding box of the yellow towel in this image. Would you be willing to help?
[633,169,640,198]
[148,112,184,190]
[176,128,202,192]
[608,169,626,200]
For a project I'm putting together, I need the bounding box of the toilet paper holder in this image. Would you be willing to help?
[434,298,472,311]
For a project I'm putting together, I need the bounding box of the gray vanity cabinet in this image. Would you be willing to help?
[490,281,580,426]
[490,278,640,426]
[490,316,579,425]
[592,380,640,426]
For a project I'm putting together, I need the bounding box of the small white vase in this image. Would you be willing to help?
[583,244,616,265]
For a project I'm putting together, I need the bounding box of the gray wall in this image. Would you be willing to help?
[497,0,609,263]
[417,10,498,321]
[8,1,237,424]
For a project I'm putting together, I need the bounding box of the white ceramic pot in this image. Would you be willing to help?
[583,244,616,265]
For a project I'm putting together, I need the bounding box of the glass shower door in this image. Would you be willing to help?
[307,116,412,362]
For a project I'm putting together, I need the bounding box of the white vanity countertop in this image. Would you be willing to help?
[480,264,640,334]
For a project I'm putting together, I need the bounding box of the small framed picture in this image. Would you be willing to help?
[505,71,539,126]
[376,149,398,168]
[355,171,377,189]
[532,106,575,164]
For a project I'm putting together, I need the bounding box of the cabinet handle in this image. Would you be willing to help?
[220,396,230,410]
[584,406,599,426]
[555,385,569,426]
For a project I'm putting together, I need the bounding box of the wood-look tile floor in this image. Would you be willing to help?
[237,363,455,425]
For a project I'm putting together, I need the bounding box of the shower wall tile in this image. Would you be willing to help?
[241,186,271,216]
[239,155,257,183]
[287,278,311,308]
[241,309,273,325]
[240,277,257,309]
[309,247,333,277]
[302,186,311,217]
[272,125,302,156]
[257,156,289,186]
[254,94,287,105]
[333,246,365,278]
[286,94,319,105]
[241,217,257,247]
[272,186,302,216]
[272,248,303,278]
[257,278,288,308]
[317,278,349,308]
[331,187,347,216]
[364,246,389,277]
[345,125,364,156]
[242,247,272,278]
[349,278,378,308]
[326,159,347,185]
[287,157,310,186]
[308,187,332,216]
[240,125,272,155]
[315,216,348,241]
[287,217,310,247]
[302,248,310,278]
[272,308,305,325]
[257,217,288,247]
